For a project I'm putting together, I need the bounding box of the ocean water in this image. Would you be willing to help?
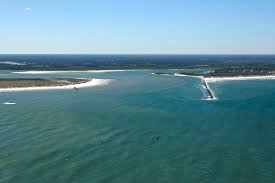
[1,70,275,183]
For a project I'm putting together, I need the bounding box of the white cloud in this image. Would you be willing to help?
[25,7,31,11]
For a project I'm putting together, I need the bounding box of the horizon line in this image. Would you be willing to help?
[0,53,275,55]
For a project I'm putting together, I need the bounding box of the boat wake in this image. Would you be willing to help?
[3,102,16,105]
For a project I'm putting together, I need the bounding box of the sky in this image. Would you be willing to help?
[0,0,274,54]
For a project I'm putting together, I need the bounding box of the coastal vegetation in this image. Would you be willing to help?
[1,55,275,71]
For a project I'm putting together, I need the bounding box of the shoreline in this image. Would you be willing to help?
[175,73,275,82]
[204,75,275,82]
[0,79,112,92]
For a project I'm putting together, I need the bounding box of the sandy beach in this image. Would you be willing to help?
[204,75,275,82]
[0,79,112,92]
[174,73,275,82]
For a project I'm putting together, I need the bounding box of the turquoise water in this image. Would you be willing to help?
[1,70,275,183]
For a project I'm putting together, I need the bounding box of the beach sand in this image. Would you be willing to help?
[204,75,275,82]
[0,79,112,92]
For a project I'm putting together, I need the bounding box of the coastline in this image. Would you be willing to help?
[12,70,129,74]
[0,79,112,92]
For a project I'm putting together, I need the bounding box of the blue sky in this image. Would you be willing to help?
[0,0,274,54]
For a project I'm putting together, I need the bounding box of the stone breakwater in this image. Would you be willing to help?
[201,78,215,100]
[174,73,216,100]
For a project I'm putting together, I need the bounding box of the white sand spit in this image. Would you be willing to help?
[0,79,112,92]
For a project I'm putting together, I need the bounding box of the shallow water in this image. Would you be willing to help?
[1,70,275,183]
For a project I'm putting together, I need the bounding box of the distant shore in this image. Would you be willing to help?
[12,70,127,74]
[0,78,111,92]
